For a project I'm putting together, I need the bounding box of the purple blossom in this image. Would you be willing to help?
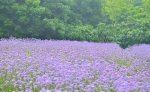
[0,38,149,91]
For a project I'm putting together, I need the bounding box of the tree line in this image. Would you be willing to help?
[0,0,150,48]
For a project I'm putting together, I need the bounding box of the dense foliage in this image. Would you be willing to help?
[0,38,150,91]
[0,0,150,48]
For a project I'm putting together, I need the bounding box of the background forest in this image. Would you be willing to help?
[0,0,150,48]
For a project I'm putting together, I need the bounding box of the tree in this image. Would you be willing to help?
[70,0,103,27]
[102,0,150,48]
[41,0,74,23]
[0,0,45,38]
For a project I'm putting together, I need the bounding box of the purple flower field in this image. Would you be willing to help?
[0,38,150,92]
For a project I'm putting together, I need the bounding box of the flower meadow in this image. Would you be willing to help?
[0,38,150,92]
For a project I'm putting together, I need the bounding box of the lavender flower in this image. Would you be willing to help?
[0,38,149,92]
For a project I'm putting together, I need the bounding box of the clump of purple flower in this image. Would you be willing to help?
[0,38,150,92]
